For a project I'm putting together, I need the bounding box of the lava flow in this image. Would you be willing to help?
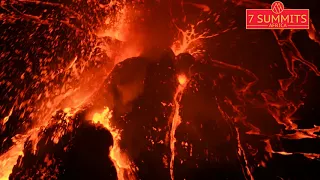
[92,107,137,180]
[1,0,320,180]
[169,74,189,180]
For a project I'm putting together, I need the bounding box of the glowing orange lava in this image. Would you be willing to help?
[0,136,25,180]
[177,74,187,85]
[169,74,189,180]
[92,107,137,180]
[0,1,140,178]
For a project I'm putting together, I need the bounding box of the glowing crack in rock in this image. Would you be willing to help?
[169,74,189,180]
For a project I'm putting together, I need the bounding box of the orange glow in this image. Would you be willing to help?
[177,74,187,85]
[0,136,25,180]
[0,128,39,180]
[96,2,142,64]
[0,1,141,178]
[92,107,137,180]
[169,75,189,180]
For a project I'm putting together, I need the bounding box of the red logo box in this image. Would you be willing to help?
[246,1,309,29]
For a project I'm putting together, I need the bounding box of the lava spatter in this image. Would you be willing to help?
[0,0,139,178]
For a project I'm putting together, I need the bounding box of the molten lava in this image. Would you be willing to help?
[169,74,189,180]
[92,107,137,180]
